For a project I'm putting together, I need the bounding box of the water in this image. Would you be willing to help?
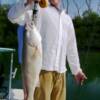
[67,73,100,100]
[0,51,100,99]
[1,73,100,100]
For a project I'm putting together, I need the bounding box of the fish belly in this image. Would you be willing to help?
[23,27,42,100]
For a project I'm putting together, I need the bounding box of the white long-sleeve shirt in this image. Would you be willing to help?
[7,1,82,75]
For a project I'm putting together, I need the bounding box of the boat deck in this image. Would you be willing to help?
[10,89,24,100]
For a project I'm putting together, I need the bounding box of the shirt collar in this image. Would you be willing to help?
[49,4,66,14]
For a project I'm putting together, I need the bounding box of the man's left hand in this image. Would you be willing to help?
[74,71,87,85]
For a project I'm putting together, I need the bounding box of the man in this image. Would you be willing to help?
[8,0,87,100]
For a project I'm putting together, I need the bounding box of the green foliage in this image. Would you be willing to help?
[0,6,100,51]
[0,5,17,48]
[73,11,100,51]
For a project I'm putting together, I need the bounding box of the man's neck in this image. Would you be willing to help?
[50,3,61,12]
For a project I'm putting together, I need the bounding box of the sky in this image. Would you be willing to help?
[62,0,100,17]
[0,0,100,17]
[0,0,19,4]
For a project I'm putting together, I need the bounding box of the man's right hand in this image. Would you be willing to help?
[27,0,33,5]
[27,0,41,4]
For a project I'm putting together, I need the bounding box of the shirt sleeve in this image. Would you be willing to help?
[66,16,82,75]
[7,0,33,25]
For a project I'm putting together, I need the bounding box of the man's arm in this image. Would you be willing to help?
[66,16,81,75]
[7,0,33,25]
[66,16,87,85]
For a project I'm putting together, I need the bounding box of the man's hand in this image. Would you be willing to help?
[27,0,34,5]
[26,0,48,8]
[74,71,87,85]
[27,0,41,4]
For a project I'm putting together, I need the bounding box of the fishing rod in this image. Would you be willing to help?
[32,0,39,25]
[32,0,48,24]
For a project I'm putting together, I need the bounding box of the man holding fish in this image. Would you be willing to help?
[8,0,87,100]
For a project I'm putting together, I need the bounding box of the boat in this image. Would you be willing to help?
[0,47,24,100]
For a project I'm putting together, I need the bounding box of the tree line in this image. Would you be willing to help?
[0,5,100,51]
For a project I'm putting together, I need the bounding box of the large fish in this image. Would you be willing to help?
[22,0,48,100]
[22,23,42,100]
